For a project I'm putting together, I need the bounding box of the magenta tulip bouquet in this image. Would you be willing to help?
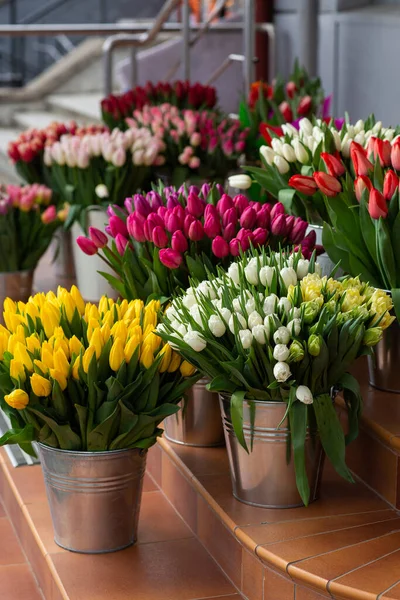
[76,183,317,301]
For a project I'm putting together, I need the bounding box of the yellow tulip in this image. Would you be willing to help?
[62,293,77,322]
[143,308,157,331]
[157,344,172,373]
[112,303,121,322]
[54,337,70,359]
[89,328,103,359]
[123,304,138,323]
[180,360,196,377]
[10,359,26,382]
[30,373,52,397]
[14,342,33,371]
[88,304,100,322]
[31,292,46,309]
[0,324,10,338]
[25,301,40,323]
[3,312,25,333]
[83,346,96,373]
[69,335,83,357]
[17,301,26,313]
[111,321,128,345]
[45,290,57,305]
[101,310,114,329]
[100,322,111,344]
[3,298,17,314]
[167,351,181,373]
[34,359,50,375]
[72,355,81,380]
[140,344,154,369]
[99,296,111,314]
[87,318,100,342]
[119,299,129,316]
[53,326,65,339]
[0,332,9,360]
[71,285,85,315]
[143,331,161,353]
[128,322,142,338]
[109,338,125,372]
[8,334,22,356]
[50,368,68,391]
[124,335,140,363]
[26,335,41,355]
[40,301,61,338]
[131,299,144,319]
[41,347,54,370]
[53,348,70,378]
[4,389,29,410]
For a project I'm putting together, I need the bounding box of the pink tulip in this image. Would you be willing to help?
[252,228,268,246]
[183,214,195,237]
[41,205,57,224]
[236,228,252,251]
[391,140,400,171]
[109,215,128,238]
[165,213,181,233]
[171,230,188,253]
[148,213,164,230]
[201,183,211,199]
[383,170,399,201]
[256,205,271,229]
[157,206,168,220]
[222,207,237,229]
[152,226,169,248]
[187,192,205,217]
[166,194,179,210]
[216,194,233,215]
[204,204,218,220]
[124,197,134,213]
[143,220,153,242]
[233,194,249,215]
[271,214,288,237]
[212,236,229,258]
[270,202,285,220]
[240,206,257,229]
[290,218,308,244]
[172,204,185,225]
[127,213,146,242]
[159,248,183,269]
[354,176,373,203]
[134,194,151,217]
[188,220,204,241]
[369,188,388,219]
[115,234,129,256]
[229,238,241,256]
[223,222,236,241]
[204,215,221,238]
[89,226,108,249]
[77,236,98,256]
[146,191,162,210]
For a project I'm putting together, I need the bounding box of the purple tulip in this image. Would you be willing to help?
[201,183,211,199]
[134,193,151,217]
[115,234,129,256]
[240,206,257,229]
[171,230,188,253]
[187,192,205,218]
[271,214,288,237]
[290,217,308,243]
[285,215,295,237]
[188,220,204,241]
[256,205,271,229]
[216,183,225,196]
[166,193,179,209]
[216,194,233,215]
[222,207,237,229]
[233,194,249,215]
[270,202,285,220]
[223,222,236,242]
[252,227,268,246]
[89,226,108,249]
[146,191,162,211]
[189,185,200,196]
[124,197,134,213]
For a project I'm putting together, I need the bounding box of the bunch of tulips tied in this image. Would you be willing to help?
[43,126,165,227]
[157,247,393,505]
[101,80,218,130]
[76,183,317,301]
[126,103,248,187]
[243,115,399,225]
[7,122,105,186]
[0,184,65,272]
[0,287,198,453]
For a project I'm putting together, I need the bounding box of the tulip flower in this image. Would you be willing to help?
[41,205,57,224]
[159,248,183,269]
[109,337,125,372]
[313,172,342,197]
[256,205,271,229]
[217,194,234,215]
[279,101,293,122]
[289,174,318,196]
[152,226,169,248]
[259,123,284,145]
[223,222,236,241]
[252,227,268,246]
[127,213,146,242]
[391,140,400,171]
[211,236,229,258]
[383,170,399,201]
[240,206,257,229]
[187,192,205,217]
[89,227,108,249]
[204,215,221,238]
[109,215,129,239]
[228,174,252,190]
[171,230,188,253]
[229,238,241,256]
[354,175,373,202]
[297,95,312,116]
[320,152,346,177]
[4,389,29,410]
[350,141,374,176]
[30,373,52,397]
[115,234,129,255]
[188,220,204,242]
[368,188,388,219]
[134,194,152,217]
[369,137,391,167]
[234,194,249,215]
[290,218,308,244]
[286,81,297,98]
[271,203,285,220]
[271,214,288,237]
[77,236,98,256]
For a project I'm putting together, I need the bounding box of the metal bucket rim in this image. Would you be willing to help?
[219,393,287,408]
[37,443,147,459]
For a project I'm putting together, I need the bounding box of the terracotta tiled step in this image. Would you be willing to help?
[149,437,400,600]
[337,357,400,509]
[0,449,241,600]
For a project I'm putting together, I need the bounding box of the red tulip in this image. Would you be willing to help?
[313,172,342,197]
[289,174,318,196]
[297,95,312,116]
[286,81,297,99]
[240,206,257,229]
[188,220,204,241]
[279,101,293,122]
[369,188,388,219]
[159,248,183,269]
[259,123,284,145]
[368,137,391,167]
[76,236,98,256]
[320,152,346,177]
[211,236,229,258]
[391,139,400,171]
[383,170,399,201]
[350,142,373,176]
[89,226,107,249]
[171,230,188,253]
[354,176,373,203]
[115,234,129,256]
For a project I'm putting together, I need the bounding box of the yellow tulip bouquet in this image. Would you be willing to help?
[0,286,198,454]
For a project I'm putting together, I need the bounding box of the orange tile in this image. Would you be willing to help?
[23,501,60,555]
[137,491,192,544]
[196,495,242,588]
[263,566,294,600]
[147,443,162,487]
[197,596,242,600]
[241,549,264,600]
[5,464,47,506]
[0,517,26,565]
[381,582,400,599]
[329,549,400,598]
[0,563,43,600]
[167,444,230,477]
[161,451,198,532]
[52,537,236,600]
[142,471,158,492]
[0,501,6,518]
[295,585,329,599]
[260,518,400,564]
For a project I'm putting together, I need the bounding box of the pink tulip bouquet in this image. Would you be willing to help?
[0,184,64,272]
[125,103,248,187]
[243,115,399,226]
[76,183,317,300]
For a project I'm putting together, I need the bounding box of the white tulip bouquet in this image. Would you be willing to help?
[158,248,392,504]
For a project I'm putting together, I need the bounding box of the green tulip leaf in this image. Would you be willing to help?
[289,400,310,506]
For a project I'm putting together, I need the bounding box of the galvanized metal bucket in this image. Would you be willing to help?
[219,396,324,508]
[0,269,34,310]
[38,444,147,554]
[164,378,225,447]
[54,230,76,281]
[368,318,400,394]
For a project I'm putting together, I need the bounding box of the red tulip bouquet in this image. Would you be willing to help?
[76,183,317,301]
[125,103,248,187]
[243,115,398,225]
[101,80,218,129]
[0,184,64,272]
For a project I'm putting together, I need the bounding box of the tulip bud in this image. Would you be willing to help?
[115,234,129,255]
[228,174,252,190]
[109,337,125,371]
[274,155,290,174]
[354,175,373,203]
[211,235,229,258]
[216,194,234,215]
[171,230,188,253]
[233,194,249,215]
[271,214,288,237]
[270,202,285,220]
[201,183,211,199]
[204,204,218,220]
[296,385,313,405]
[109,215,128,239]
[391,140,400,170]
[30,373,52,397]
[76,236,98,256]
[289,174,318,196]
[281,143,296,163]
[273,361,291,382]
[320,152,346,177]
[256,204,271,229]
[286,81,297,98]
[134,193,151,217]
[240,206,257,229]
[204,215,221,238]
[368,188,388,219]
[146,191,162,210]
[291,139,309,164]
[313,172,342,197]
[89,227,108,249]
[363,327,384,347]
[188,220,204,242]
[41,205,57,224]
[297,95,312,116]
[375,138,391,167]
[159,248,183,269]
[127,213,146,242]
[288,339,304,363]
[229,238,241,256]
[252,227,268,246]
[223,222,236,241]
[350,141,374,176]
[279,101,293,122]
[383,170,399,201]
[152,226,169,248]
[260,145,275,166]
[4,389,29,410]
[183,214,195,237]
[187,192,205,217]
[308,334,322,357]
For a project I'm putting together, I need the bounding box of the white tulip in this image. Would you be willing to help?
[232,297,242,313]
[274,155,290,174]
[189,305,203,326]
[299,118,313,136]
[273,344,290,362]
[260,145,275,166]
[259,265,274,288]
[183,294,198,309]
[208,315,226,337]
[296,385,313,405]
[314,262,323,277]
[372,121,382,134]
[165,305,177,319]
[296,259,310,280]
[219,307,232,324]
[291,139,309,164]
[227,263,240,285]
[248,311,263,329]
[197,281,216,299]
[239,329,253,349]
[287,319,301,337]
[271,138,284,154]
[263,315,273,338]
[244,298,255,317]
[346,125,355,138]
[312,127,324,143]
[282,143,296,163]
[291,307,301,319]
[244,258,259,285]
[263,294,278,315]
[280,267,297,288]
[273,361,291,382]
[252,324,268,344]
[177,324,188,337]
[305,135,317,154]
[228,174,252,190]
[278,297,292,314]
[282,123,299,137]
[184,331,206,352]
[354,119,364,134]
[354,132,365,145]
[95,184,109,199]
[229,313,247,333]
[384,128,395,142]
[273,326,290,345]
[331,129,342,151]
[341,139,352,158]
